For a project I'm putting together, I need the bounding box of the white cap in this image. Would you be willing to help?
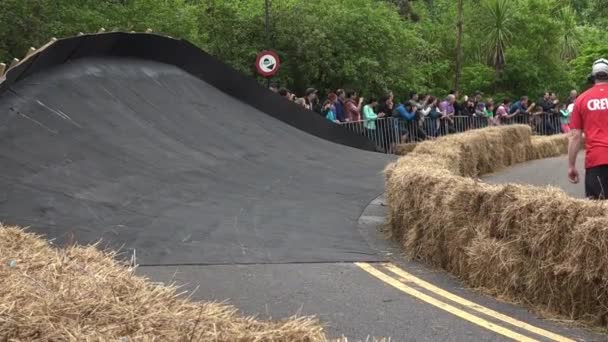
[592,58,608,76]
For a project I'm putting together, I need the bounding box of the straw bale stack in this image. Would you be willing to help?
[394,142,418,156]
[530,134,570,160]
[0,226,329,341]
[386,125,608,325]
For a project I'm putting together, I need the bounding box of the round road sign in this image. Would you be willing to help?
[255,50,280,78]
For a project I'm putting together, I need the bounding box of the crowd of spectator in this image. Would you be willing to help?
[271,84,577,144]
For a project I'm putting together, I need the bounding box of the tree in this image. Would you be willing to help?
[569,29,608,90]
[454,0,464,91]
[558,5,580,61]
[580,0,608,25]
[0,0,200,62]
[1,0,603,100]
[383,0,434,21]
[197,0,428,97]
[386,0,416,19]
[481,0,514,75]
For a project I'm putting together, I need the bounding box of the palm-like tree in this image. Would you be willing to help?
[481,0,514,74]
[558,6,580,61]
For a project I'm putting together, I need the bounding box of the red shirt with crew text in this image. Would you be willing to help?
[570,82,608,169]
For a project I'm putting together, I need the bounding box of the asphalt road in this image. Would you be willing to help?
[483,154,586,198]
[141,194,605,341]
[141,263,507,341]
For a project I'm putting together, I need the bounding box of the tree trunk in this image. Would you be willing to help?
[454,0,464,92]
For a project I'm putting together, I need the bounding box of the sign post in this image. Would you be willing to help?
[255,50,281,84]
[264,0,271,88]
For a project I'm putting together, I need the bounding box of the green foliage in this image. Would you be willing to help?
[0,0,200,62]
[557,5,581,61]
[480,0,514,72]
[0,0,605,100]
[461,63,496,95]
[570,29,608,90]
[196,0,432,97]
[463,0,579,98]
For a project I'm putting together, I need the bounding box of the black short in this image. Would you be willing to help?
[585,165,608,200]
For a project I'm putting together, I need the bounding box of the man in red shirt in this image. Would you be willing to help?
[568,58,608,199]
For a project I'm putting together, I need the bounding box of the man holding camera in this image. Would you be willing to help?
[568,58,608,200]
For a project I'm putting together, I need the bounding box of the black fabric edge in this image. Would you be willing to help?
[0,32,379,152]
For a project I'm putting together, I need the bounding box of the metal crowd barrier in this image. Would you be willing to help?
[338,113,567,154]
[338,119,400,153]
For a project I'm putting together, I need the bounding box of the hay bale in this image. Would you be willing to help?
[552,217,608,323]
[386,160,478,273]
[0,226,329,341]
[394,142,418,156]
[412,125,532,177]
[558,217,608,279]
[387,162,608,323]
[385,124,608,327]
[530,134,569,159]
[465,237,526,297]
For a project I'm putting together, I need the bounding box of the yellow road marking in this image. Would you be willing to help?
[382,263,576,342]
[355,262,539,342]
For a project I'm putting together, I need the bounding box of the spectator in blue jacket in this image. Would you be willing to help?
[394,99,427,141]
[509,96,531,115]
[334,89,346,122]
[394,102,416,120]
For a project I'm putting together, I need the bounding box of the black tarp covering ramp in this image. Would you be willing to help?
[0,33,389,265]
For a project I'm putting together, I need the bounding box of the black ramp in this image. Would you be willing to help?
[5,33,379,151]
[0,58,389,265]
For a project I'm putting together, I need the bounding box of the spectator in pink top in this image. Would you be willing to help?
[494,98,517,125]
[344,90,363,122]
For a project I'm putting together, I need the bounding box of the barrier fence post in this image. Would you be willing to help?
[474,115,482,129]
[376,119,385,153]
[25,47,36,58]
[381,118,389,153]
[394,118,400,150]
[456,116,461,132]
[554,114,562,134]
[407,120,415,142]
[9,58,19,69]
[396,119,403,143]
[385,118,393,153]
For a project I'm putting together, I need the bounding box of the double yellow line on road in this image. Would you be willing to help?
[356,262,576,342]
